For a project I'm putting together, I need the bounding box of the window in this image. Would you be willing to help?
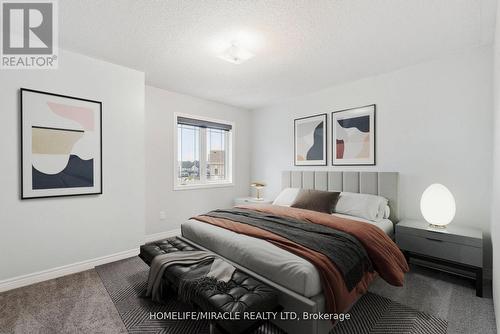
[174,114,233,189]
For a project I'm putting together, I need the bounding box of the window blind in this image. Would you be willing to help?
[177,116,232,131]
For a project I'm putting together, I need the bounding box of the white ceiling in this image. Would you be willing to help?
[60,0,497,109]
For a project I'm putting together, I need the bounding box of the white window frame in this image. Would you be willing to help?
[173,112,234,190]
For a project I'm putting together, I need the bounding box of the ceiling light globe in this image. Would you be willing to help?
[420,183,456,227]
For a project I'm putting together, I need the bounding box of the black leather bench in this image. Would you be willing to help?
[140,237,281,334]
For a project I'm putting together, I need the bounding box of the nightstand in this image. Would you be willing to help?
[234,197,273,206]
[396,220,483,297]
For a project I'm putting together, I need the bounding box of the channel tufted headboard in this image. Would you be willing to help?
[281,171,400,222]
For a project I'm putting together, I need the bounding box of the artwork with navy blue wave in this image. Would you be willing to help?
[332,105,375,166]
[306,122,324,160]
[294,114,327,166]
[337,115,370,133]
[32,155,94,189]
[21,89,102,199]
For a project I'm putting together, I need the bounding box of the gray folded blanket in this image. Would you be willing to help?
[145,250,236,303]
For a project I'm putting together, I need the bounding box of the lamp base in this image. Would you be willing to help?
[428,224,447,229]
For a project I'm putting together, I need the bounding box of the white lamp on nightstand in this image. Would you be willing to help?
[420,183,456,229]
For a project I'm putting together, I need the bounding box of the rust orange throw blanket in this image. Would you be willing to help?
[192,204,409,315]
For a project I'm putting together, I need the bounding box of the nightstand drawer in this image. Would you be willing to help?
[396,234,482,267]
[396,224,482,247]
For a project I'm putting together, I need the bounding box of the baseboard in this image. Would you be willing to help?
[0,248,139,293]
[144,228,181,243]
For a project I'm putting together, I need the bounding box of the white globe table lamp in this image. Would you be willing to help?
[420,183,456,228]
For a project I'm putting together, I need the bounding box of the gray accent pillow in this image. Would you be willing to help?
[291,189,340,214]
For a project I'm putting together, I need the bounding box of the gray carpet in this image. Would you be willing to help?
[369,264,497,334]
[0,257,495,334]
[331,293,446,334]
[96,256,449,334]
[0,270,127,334]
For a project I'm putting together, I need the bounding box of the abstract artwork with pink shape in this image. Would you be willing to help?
[47,101,95,131]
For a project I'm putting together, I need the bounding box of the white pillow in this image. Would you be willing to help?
[334,192,388,222]
[273,188,301,206]
[383,205,391,219]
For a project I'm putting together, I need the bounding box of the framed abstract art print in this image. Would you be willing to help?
[21,88,102,199]
[332,104,376,166]
[294,113,327,166]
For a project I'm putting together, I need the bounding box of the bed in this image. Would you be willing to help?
[180,171,402,334]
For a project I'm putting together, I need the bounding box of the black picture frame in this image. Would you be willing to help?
[20,88,103,199]
[331,104,376,166]
[294,113,328,166]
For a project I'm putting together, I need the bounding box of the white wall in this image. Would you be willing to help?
[251,46,494,271]
[491,2,500,329]
[0,50,145,281]
[145,86,251,234]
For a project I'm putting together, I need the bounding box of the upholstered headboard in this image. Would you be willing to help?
[281,171,400,222]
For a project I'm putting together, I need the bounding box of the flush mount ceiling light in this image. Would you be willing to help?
[217,42,255,64]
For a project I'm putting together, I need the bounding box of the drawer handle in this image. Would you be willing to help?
[425,237,443,242]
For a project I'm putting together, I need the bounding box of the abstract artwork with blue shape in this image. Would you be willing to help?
[332,105,376,166]
[21,89,102,199]
[294,114,327,166]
